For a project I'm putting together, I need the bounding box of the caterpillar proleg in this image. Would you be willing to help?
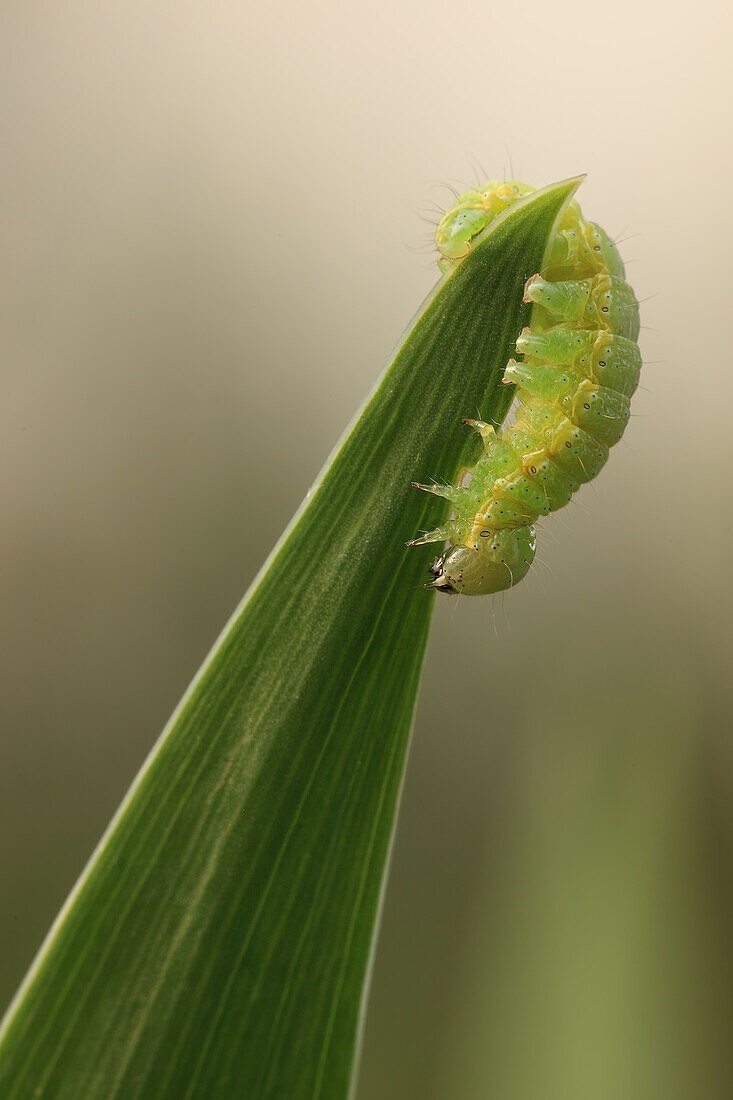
[409,181,641,596]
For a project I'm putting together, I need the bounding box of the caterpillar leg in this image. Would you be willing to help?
[523,273,639,338]
[461,418,496,441]
[513,329,641,399]
[523,274,590,322]
[410,415,498,517]
[405,524,454,548]
[457,418,497,484]
[411,481,471,506]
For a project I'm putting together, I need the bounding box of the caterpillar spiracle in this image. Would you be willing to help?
[408,180,641,596]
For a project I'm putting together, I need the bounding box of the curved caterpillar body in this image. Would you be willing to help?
[409,181,641,595]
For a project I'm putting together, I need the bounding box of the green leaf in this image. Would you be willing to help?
[0,177,580,1099]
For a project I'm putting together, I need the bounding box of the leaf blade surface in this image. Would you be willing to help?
[0,177,580,1100]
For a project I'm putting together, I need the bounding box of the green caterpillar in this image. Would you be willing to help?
[408,180,641,595]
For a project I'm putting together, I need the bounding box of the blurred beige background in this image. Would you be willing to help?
[2,1,732,1096]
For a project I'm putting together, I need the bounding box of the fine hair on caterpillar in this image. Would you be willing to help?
[407,180,641,597]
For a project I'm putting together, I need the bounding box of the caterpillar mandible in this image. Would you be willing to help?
[408,180,641,595]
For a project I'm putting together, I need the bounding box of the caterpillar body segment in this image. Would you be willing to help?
[414,180,640,596]
[524,273,640,339]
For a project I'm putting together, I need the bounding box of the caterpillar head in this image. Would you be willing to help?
[427,527,536,596]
